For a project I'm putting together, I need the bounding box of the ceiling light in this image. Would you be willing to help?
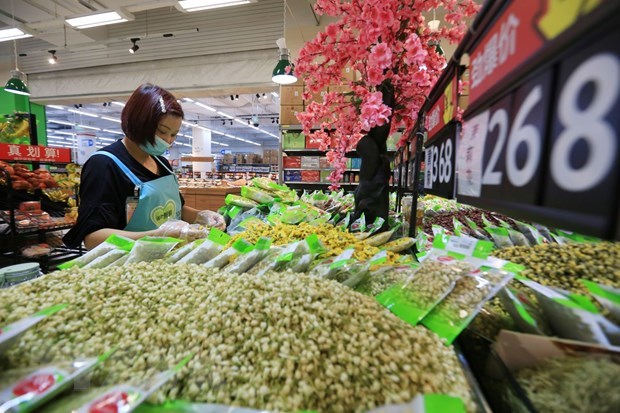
[272,38,297,85]
[66,10,134,29]
[54,131,76,136]
[129,38,140,54]
[103,129,124,135]
[48,50,58,64]
[0,27,32,43]
[194,102,216,112]
[5,39,29,95]
[68,109,99,118]
[99,137,117,142]
[47,105,64,110]
[101,116,121,123]
[111,101,125,107]
[271,92,279,98]
[78,125,101,131]
[176,0,255,13]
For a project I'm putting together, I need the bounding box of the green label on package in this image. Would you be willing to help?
[208,228,231,246]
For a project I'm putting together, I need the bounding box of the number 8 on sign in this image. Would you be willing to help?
[551,53,619,191]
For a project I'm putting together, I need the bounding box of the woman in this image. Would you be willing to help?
[64,83,225,250]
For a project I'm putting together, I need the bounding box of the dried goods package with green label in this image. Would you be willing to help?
[421,266,518,344]
[367,394,466,413]
[225,237,272,274]
[58,234,134,269]
[376,253,473,326]
[204,238,253,269]
[165,239,203,264]
[83,249,128,269]
[124,237,182,265]
[177,231,229,265]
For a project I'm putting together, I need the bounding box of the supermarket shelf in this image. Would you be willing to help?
[283,149,395,158]
[284,181,359,186]
[283,168,360,172]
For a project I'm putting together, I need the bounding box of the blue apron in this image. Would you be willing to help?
[94,151,182,231]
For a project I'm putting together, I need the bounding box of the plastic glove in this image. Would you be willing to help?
[155,219,189,238]
[180,224,210,242]
[194,210,227,231]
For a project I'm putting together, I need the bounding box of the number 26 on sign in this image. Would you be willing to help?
[458,51,619,198]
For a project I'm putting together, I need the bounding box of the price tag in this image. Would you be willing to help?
[459,71,552,203]
[543,31,620,218]
[423,123,457,199]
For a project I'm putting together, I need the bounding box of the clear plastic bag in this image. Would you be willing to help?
[178,239,223,265]
[124,237,181,265]
[165,240,201,264]
[83,249,128,269]
[204,239,253,269]
[59,235,134,269]
[156,219,189,239]
[225,238,271,274]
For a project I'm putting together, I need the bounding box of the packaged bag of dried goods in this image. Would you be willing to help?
[309,248,369,283]
[204,238,253,269]
[165,239,202,264]
[245,246,284,276]
[226,237,272,274]
[0,349,114,413]
[75,354,192,413]
[377,254,471,326]
[499,286,552,335]
[343,250,389,289]
[178,229,229,265]
[513,220,546,245]
[464,217,492,241]
[124,237,182,265]
[349,213,366,233]
[517,276,620,346]
[367,394,466,413]
[225,194,259,209]
[335,212,351,230]
[365,229,395,247]
[241,186,275,204]
[280,205,307,224]
[107,254,129,267]
[58,234,134,269]
[382,237,415,253]
[421,265,518,344]
[0,304,67,355]
[581,280,620,324]
[83,249,128,269]
[507,228,531,247]
[484,226,514,248]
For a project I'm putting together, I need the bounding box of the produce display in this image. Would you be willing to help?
[0,262,474,412]
[0,114,30,145]
[514,356,620,413]
[494,243,620,293]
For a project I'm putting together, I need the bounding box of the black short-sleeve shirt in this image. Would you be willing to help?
[63,140,183,248]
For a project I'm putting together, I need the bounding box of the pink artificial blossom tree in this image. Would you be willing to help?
[295,0,479,228]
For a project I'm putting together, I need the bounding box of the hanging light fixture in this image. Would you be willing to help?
[48,50,58,64]
[272,37,297,85]
[5,40,30,95]
[129,38,140,54]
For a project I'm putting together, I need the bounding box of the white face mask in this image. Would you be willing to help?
[140,135,171,156]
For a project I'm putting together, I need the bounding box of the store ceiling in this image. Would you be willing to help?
[0,0,290,150]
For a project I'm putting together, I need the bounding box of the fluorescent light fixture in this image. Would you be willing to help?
[101,116,121,123]
[271,92,279,98]
[48,120,74,126]
[54,131,76,136]
[103,129,123,135]
[0,27,32,42]
[68,109,99,118]
[176,0,254,13]
[111,101,125,107]
[99,137,116,142]
[183,98,194,102]
[78,125,101,131]
[66,10,134,29]
[47,105,65,110]
[234,118,247,125]
[216,111,234,119]
[194,102,217,112]
[212,140,229,146]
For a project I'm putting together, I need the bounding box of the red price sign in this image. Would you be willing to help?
[425,73,458,141]
[468,0,608,106]
[0,143,71,163]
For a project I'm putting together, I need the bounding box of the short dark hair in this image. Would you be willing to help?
[121,83,184,145]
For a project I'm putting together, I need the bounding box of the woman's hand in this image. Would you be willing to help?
[194,210,226,231]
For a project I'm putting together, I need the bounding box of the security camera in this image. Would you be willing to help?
[251,115,260,127]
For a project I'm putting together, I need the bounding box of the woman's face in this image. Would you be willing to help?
[156,115,182,144]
